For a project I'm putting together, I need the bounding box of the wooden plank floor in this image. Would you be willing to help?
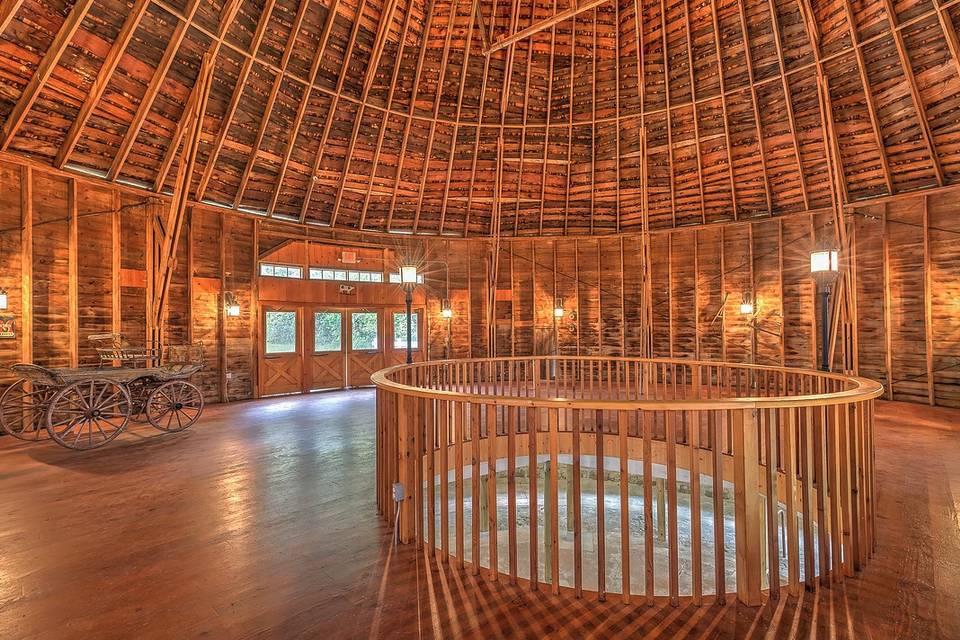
[0,391,958,639]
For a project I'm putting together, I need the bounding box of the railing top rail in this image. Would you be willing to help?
[371,356,884,410]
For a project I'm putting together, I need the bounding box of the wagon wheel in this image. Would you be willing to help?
[145,381,204,432]
[46,379,131,450]
[0,379,53,441]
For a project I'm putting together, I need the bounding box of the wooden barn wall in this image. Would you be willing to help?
[429,207,960,408]
[2,158,960,409]
[0,161,256,404]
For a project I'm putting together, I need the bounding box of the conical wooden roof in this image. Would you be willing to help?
[1,0,958,236]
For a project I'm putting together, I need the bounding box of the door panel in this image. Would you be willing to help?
[310,310,346,390]
[260,307,302,396]
[347,311,383,387]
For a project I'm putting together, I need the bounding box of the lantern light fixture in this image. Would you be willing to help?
[400,265,419,286]
[810,248,839,278]
[740,295,754,316]
[0,288,7,311]
[441,299,453,319]
[554,298,565,318]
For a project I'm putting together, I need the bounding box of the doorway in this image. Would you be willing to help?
[259,305,423,397]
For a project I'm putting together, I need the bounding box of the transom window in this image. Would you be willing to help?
[260,263,303,279]
[308,268,384,283]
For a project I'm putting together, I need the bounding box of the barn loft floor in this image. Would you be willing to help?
[0,391,958,639]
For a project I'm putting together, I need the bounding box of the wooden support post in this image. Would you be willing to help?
[67,179,78,367]
[733,408,763,606]
[20,165,31,364]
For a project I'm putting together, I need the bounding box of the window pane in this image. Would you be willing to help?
[393,312,419,349]
[289,267,302,278]
[308,268,321,279]
[276,266,288,277]
[335,270,347,281]
[265,311,297,354]
[348,271,360,281]
[314,312,342,352]
[371,272,383,283]
[351,312,378,350]
[260,264,274,276]
[323,269,334,280]
[389,273,400,284]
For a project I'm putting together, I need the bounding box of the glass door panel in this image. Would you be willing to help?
[260,307,303,396]
[347,311,383,387]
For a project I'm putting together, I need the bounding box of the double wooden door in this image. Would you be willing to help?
[259,305,423,397]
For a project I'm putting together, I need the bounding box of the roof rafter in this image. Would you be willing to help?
[486,0,611,54]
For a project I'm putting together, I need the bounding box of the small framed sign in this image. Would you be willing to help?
[0,316,15,339]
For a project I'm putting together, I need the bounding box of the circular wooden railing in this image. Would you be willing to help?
[373,357,883,606]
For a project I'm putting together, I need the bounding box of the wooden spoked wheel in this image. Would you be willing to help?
[0,379,53,441]
[145,381,203,432]
[46,379,131,450]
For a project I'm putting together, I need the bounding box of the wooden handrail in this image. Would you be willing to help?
[371,356,883,409]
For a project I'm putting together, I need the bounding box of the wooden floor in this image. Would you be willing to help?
[1,392,958,639]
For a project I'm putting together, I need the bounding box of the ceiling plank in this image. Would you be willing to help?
[195,0,278,201]
[328,0,403,227]
[735,0,774,214]
[153,0,245,191]
[267,0,344,216]
[536,0,558,236]
[681,0,706,225]
[54,0,151,168]
[107,0,204,181]
[0,0,25,36]
[411,0,464,233]
[357,0,422,229]
[0,0,96,150]
[880,0,945,186]
[708,0,738,219]
[837,0,895,195]
[298,0,370,223]
[232,0,311,209]
[766,0,810,211]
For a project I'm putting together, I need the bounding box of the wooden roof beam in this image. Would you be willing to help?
[107,0,204,181]
[54,0,150,168]
[0,0,96,150]
[837,0,895,195]
[328,0,403,227]
[735,0,774,214]
[486,0,611,54]
[356,0,423,230]
[232,0,311,209]
[154,0,245,191]
[660,0,676,227]
[195,0,277,200]
[766,0,810,210]
[267,0,343,216]
[880,0,945,185]
[561,10,576,234]
[384,0,450,231]
[298,0,369,223]
[400,0,461,232]
[509,2,537,236]
[708,0,738,219]
[681,0,706,225]
[436,9,478,235]
[536,0,559,236]
[0,0,24,36]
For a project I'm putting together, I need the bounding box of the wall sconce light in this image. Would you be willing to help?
[0,288,8,311]
[739,294,754,316]
[441,299,453,319]
[554,298,565,318]
[225,291,241,317]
